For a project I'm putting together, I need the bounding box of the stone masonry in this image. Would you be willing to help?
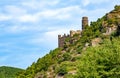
[82,17,88,30]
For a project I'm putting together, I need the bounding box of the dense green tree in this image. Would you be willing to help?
[0,66,23,78]
[57,64,68,76]
[76,38,120,78]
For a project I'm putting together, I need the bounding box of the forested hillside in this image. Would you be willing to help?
[0,66,24,78]
[17,5,120,78]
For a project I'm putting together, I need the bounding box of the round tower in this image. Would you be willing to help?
[82,17,88,30]
[58,35,61,47]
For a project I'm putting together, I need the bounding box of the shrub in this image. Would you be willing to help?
[57,65,67,76]
[63,53,72,61]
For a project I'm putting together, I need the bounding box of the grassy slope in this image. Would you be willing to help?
[0,66,24,78]
[75,37,120,78]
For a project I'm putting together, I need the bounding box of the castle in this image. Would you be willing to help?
[58,17,88,47]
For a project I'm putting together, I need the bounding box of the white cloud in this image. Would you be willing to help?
[27,5,84,21]
[0,14,12,21]
[4,25,27,33]
[3,25,43,34]
[4,5,27,15]
[0,0,86,24]
[21,0,60,9]
[82,0,90,6]
[90,0,109,4]
[83,8,110,22]
[18,14,39,22]
[82,0,110,6]
[1,5,83,23]
[42,5,84,18]
[1,5,84,23]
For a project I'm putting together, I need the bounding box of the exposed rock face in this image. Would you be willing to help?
[68,70,76,75]
[106,10,120,20]
[55,74,64,78]
[103,25,117,35]
[85,42,90,47]
[34,72,44,78]
[102,8,120,35]
[83,42,90,51]
[91,38,102,47]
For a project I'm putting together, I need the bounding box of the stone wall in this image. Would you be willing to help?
[58,34,70,48]
[70,30,81,37]
[58,30,81,48]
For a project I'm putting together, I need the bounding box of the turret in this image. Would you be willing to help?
[82,17,88,30]
[58,35,61,47]
[70,30,74,37]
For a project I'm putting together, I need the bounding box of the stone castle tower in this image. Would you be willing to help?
[58,17,89,48]
[82,17,88,30]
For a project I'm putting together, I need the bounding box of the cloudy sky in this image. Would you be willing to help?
[0,0,120,69]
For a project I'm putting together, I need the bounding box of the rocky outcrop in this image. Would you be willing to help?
[103,24,117,35]
[102,7,120,35]
[34,72,44,78]
[68,70,76,75]
[91,38,102,47]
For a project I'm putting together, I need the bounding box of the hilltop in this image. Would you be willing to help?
[17,5,120,78]
[0,66,24,78]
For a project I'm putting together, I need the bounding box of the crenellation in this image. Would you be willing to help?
[58,34,70,47]
[58,35,61,38]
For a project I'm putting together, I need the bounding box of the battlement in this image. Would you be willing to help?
[58,17,89,48]
[58,34,69,48]
[58,34,70,39]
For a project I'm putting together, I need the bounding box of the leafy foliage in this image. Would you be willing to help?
[0,66,23,78]
[57,64,68,76]
[114,5,120,11]
[76,38,120,78]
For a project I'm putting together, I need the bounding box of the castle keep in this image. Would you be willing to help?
[82,17,88,30]
[58,17,89,47]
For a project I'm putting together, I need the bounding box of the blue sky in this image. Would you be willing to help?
[0,0,120,69]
